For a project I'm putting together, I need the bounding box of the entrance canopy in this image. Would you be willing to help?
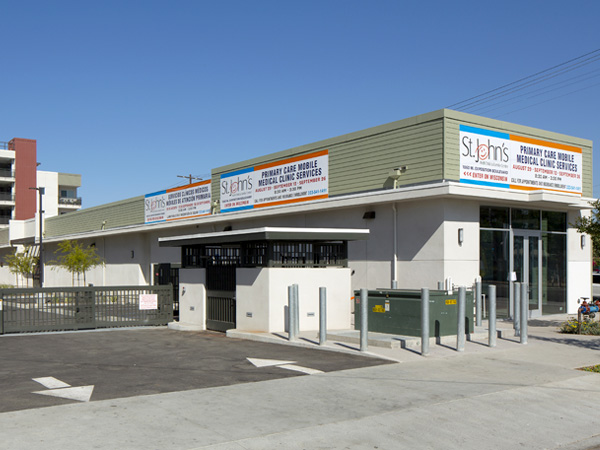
[158,227,370,247]
[159,227,370,269]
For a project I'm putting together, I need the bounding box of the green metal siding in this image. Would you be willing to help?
[45,196,145,238]
[211,112,445,203]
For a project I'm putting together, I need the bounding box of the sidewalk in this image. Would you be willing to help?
[3,314,600,450]
[227,314,573,362]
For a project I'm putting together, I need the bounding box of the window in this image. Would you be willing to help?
[480,206,509,229]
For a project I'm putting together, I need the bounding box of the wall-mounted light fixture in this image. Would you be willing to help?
[581,235,586,249]
[458,228,464,246]
[388,166,407,189]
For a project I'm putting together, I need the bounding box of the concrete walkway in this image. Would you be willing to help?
[3,315,600,449]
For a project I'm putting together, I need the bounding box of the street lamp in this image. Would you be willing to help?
[29,187,44,287]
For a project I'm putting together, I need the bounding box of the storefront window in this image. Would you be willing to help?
[481,206,567,317]
[480,206,509,229]
[542,233,566,314]
[511,209,540,230]
[542,211,567,232]
[480,229,510,317]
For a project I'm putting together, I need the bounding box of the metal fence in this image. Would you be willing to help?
[0,285,173,334]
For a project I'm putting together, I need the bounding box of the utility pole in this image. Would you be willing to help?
[177,174,202,185]
[29,187,45,287]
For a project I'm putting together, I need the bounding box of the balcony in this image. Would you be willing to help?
[0,193,15,203]
[0,169,14,179]
[58,196,82,206]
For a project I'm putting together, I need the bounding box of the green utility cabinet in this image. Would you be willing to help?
[354,289,474,337]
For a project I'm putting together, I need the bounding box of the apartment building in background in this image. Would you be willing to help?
[0,138,81,225]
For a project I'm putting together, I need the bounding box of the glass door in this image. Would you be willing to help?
[513,232,541,317]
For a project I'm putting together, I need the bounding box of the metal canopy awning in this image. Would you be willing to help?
[158,227,370,247]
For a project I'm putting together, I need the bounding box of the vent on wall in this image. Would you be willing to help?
[363,211,376,220]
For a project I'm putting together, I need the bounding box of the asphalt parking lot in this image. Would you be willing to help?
[0,327,392,413]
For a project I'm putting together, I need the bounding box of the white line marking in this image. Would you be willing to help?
[247,358,297,368]
[277,364,324,375]
[33,386,94,402]
[32,377,71,389]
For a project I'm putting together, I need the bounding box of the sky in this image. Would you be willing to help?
[1,0,599,208]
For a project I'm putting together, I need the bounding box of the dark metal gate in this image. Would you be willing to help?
[0,285,173,334]
[205,247,238,332]
[154,263,180,319]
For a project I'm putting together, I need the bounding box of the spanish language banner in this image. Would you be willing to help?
[459,125,582,195]
[220,150,329,213]
[144,180,212,223]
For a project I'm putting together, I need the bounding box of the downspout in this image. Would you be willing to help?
[392,202,398,289]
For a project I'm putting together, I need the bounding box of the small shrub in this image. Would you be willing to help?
[580,365,600,373]
[560,318,600,335]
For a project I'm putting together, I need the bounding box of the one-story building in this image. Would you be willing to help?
[0,109,593,332]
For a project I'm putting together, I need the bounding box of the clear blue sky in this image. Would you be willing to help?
[1,0,599,207]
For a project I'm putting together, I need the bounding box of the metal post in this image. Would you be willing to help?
[520,283,528,345]
[288,285,297,341]
[293,284,300,338]
[38,188,44,288]
[319,287,326,346]
[29,187,45,287]
[457,286,466,352]
[421,288,430,356]
[488,284,496,347]
[475,280,482,327]
[514,282,521,337]
[0,298,3,335]
[509,280,514,320]
[360,288,368,352]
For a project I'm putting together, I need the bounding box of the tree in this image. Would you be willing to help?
[52,240,103,286]
[573,199,600,269]
[5,246,38,287]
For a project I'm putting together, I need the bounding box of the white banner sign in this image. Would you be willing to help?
[220,150,329,212]
[459,125,582,195]
[145,180,211,223]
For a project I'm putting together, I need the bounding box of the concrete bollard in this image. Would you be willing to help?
[457,286,466,352]
[514,282,521,337]
[360,288,368,352]
[475,280,482,327]
[293,284,300,338]
[421,288,430,356]
[488,284,497,348]
[288,285,298,341]
[520,283,528,345]
[319,287,327,346]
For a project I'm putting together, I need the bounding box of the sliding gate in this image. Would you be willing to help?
[0,285,173,334]
[205,247,238,332]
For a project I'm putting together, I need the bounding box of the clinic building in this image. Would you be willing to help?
[0,109,593,332]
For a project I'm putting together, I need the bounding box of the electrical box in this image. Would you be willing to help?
[354,289,474,337]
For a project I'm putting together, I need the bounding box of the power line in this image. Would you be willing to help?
[447,48,600,115]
